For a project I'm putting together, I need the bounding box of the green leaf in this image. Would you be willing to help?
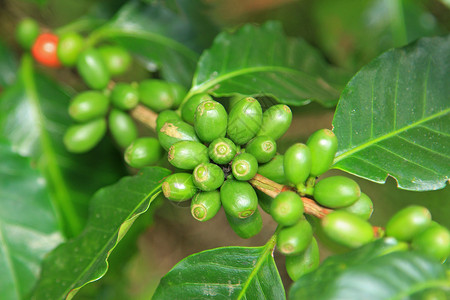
[0,140,63,300]
[0,39,18,88]
[153,234,285,299]
[332,35,450,191]
[88,0,218,87]
[289,239,449,300]
[32,167,171,300]
[190,21,344,107]
[0,55,125,236]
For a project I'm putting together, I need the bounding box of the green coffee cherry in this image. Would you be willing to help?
[63,119,106,153]
[193,163,225,191]
[270,191,304,227]
[339,193,373,220]
[257,104,292,140]
[385,205,432,242]
[285,238,320,281]
[208,137,237,165]
[256,189,273,214]
[321,211,374,248]
[191,191,221,222]
[277,218,313,256]
[157,119,199,151]
[283,143,311,186]
[226,209,263,239]
[169,82,187,109]
[69,91,109,122]
[411,224,450,261]
[257,154,287,185]
[124,137,162,168]
[313,176,361,208]
[57,32,84,67]
[162,173,197,202]
[110,83,139,110]
[167,141,209,170]
[156,110,181,132]
[15,18,39,50]
[139,79,174,112]
[227,97,262,145]
[245,135,277,163]
[307,129,338,177]
[98,45,131,76]
[194,100,228,143]
[220,180,258,219]
[231,153,258,181]
[77,48,110,90]
[181,93,213,125]
[108,109,138,148]
[228,94,246,110]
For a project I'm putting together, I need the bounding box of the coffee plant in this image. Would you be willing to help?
[0,0,449,299]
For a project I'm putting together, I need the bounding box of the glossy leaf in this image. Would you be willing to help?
[89,0,217,87]
[0,55,125,236]
[190,21,345,107]
[32,167,171,300]
[153,234,285,299]
[0,140,63,300]
[0,39,18,88]
[289,239,449,300]
[332,35,450,191]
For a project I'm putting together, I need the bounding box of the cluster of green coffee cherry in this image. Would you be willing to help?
[17,18,448,282]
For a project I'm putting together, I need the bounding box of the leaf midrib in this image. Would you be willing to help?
[190,65,339,97]
[333,108,450,164]
[62,186,164,300]
[236,233,279,299]
[0,222,20,300]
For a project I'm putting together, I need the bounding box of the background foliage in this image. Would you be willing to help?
[0,0,448,299]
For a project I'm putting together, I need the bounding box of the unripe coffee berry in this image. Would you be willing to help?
[277,218,313,256]
[77,48,110,90]
[231,153,258,181]
[285,238,320,281]
[63,119,106,153]
[339,192,373,220]
[194,100,227,143]
[208,137,237,165]
[167,141,209,170]
[193,163,225,191]
[245,135,277,163]
[284,143,311,186]
[181,93,213,125]
[98,45,131,76]
[257,154,287,185]
[321,211,374,248]
[226,209,263,239]
[108,109,138,148]
[110,83,139,110]
[162,173,197,202]
[307,129,338,177]
[158,119,199,151]
[57,32,84,67]
[257,104,292,140]
[191,191,221,222]
[156,110,181,132]
[16,18,39,50]
[139,79,174,112]
[124,137,162,168]
[227,97,262,145]
[270,191,304,227]
[220,180,258,219]
[69,91,109,122]
[313,176,361,208]
[385,205,432,242]
[411,224,450,261]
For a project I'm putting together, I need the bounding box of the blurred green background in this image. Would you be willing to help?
[0,0,448,298]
